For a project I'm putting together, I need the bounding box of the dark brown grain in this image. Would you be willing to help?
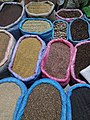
[0,32,10,62]
[58,11,81,18]
[0,4,22,27]
[71,19,89,41]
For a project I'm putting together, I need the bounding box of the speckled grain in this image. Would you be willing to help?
[0,82,21,120]
[12,37,41,78]
[22,84,61,120]
[0,31,10,63]
[45,42,70,79]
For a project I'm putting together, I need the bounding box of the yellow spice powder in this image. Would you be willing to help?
[12,37,41,78]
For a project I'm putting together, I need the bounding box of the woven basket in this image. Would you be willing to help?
[0,77,27,120]
[17,78,66,120]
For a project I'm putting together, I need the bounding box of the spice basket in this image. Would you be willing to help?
[41,38,74,86]
[25,1,55,22]
[8,35,46,84]
[16,78,66,120]
[71,40,90,84]
[0,2,26,40]
[53,19,69,40]
[56,9,83,22]
[67,83,90,120]
[68,18,90,45]
[0,30,16,78]
[19,18,54,43]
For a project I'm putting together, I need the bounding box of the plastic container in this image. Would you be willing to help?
[68,18,90,45]
[56,9,83,22]
[8,35,46,84]
[19,18,54,43]
[67,83,90,120]
[0,30,16,78]
[0,2,26,40]
[25,1,55,22]
[17,78,66,120]
[0,77,27,120]
[41,38,74,86]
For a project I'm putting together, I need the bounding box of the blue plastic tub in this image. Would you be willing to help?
[19,18,54,43]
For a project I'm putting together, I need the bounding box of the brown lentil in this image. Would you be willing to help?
[22,20,51,33]
[27,2,52,14]
[54,21,67,39]
[22,83,61,120]
[75,42,90,81]
[71,19,89,41]
[45,42,70,79]
[58,11,81,18]
[0,4,22,27]
[0,82,21,120]
[0,31,10,63]
[12,37,41,78]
